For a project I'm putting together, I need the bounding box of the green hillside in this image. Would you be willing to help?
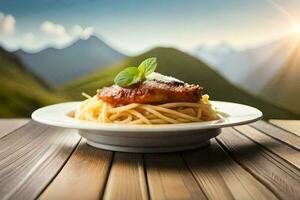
[0,47,65,117]
[62,47,299,119]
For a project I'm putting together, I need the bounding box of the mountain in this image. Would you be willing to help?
[192,42,235,66]
[259,38,300,114]
[0,46,64,117]
[193,36,299,94]
[192,35,300,115]
[15,35,126,86]
[61,47,299,119]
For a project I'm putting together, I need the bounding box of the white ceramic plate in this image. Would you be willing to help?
[32,101,262,153]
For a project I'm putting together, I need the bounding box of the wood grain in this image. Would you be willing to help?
[103,153,149,200]
[234,125,300,169]
[1,119,300,200]
[0,121,80,200]
[269,120,300,137]
[39,139,113,200]
[145,153,206,200]
[217,128,300,199]
[0,118,29,139]
[183,139,277,200]
[251,120,300,150]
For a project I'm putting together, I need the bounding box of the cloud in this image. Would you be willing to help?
[41,21,67,38]
[71,25,94,39]
[40,21,94,47]
[40,21,72,45]
[1,19,95,51]
[0,12,16,35]
[23,33,35,41]
[18,32,41,51]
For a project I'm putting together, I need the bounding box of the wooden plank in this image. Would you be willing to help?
[145,153,206,200]
[0,121,80,200]
[217,128,300,199]
[250,121,300,150]
[234,125,300,170]
[269,120,300,137]
[183,139,277,200]
[103,153,149,200]
[39,139,113,200]
[0,119,29,139]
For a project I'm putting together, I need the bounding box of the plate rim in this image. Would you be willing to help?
[31,101,263,132]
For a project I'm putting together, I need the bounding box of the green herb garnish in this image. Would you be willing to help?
[114,57,157,87]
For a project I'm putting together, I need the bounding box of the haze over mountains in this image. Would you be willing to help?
[193,34,300,115]
[15,35,126,86]
[260,38,300,114]
[193,36,296,91]
[192,42,235,66]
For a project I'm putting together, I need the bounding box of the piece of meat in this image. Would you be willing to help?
[97,80,203,106]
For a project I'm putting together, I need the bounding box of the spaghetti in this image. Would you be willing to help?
[75,93,219,124]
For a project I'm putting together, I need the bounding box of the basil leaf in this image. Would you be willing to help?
[114,67,140,87]
[113,57,158,87]
[138,57,157,77]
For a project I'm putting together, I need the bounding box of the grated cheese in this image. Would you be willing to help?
[146,72,184,83]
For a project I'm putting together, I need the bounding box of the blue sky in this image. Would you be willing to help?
[1,0,300,54]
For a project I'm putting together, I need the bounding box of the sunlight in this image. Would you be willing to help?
[291,24,300,34]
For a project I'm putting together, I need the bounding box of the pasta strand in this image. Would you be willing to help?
[74,95,219,124]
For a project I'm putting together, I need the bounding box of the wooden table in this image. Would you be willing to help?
[0,119,299,200]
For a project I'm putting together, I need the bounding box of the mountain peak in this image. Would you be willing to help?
[86,35,98,40]
[77,34,98,42]
[15,34,126,86]
[68,35,112,50]
[72,34,100,44]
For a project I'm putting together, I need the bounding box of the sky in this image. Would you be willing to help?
[1,0,300,55]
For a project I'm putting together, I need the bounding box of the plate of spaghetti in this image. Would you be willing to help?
[32,57,262,153]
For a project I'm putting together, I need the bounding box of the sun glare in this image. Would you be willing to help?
[291,24,300,34]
